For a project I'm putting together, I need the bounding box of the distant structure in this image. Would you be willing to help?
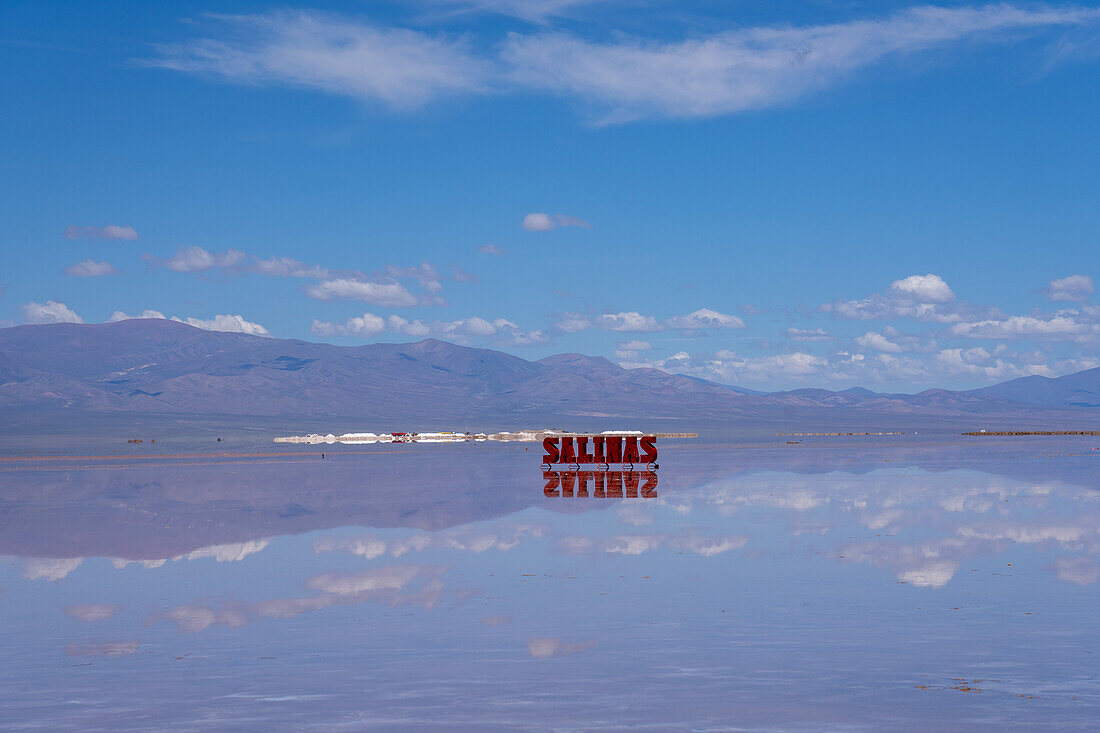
[274,429,697,445]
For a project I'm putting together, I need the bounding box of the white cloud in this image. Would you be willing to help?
[109,309,270,336]
[787,327,831,341]
[555,312,592,333]
[855,330,904,353]
[618,347,905,389]
[753,352,825,376]
[502,5,1100,122]
[109,309,168,321]
[149,11,490,109]
[148,249,453,305]
[311,312,545,345]
[350,313,388,336]
[493,319,548,346]
[1046,274,1094,302]
[64,259,118,277]
[23,300,83,324]
[596,311,662,331]
[306,278,419,306]
[622,339,1090,390]
[890,273,955,303]
[950,314,1100,340]
[934,347,1048,379]
[478,244,505,255]
[64,225,138,240]
[423,0,609,23]
[652,350,824,379]
[665,307,746,330]
[181,314,270,336]
[522,212,555,231]
[305,277,420,305]
[558,308,742,333]
[311,313,386,338]
[617,340,652,351]
[390,314,545,343]
[147,245,245,273]
[522,212,591,231]
[148,6,1100,124]
[819,273,974,323]
[252,256,331,279]
[387,263,445,293]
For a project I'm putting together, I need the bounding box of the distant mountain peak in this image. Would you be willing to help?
[537,353,620,371]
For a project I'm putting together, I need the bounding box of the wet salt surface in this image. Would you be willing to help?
[1,436,1098,731]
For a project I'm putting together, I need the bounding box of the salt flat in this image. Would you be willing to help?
[1,435,1097,730]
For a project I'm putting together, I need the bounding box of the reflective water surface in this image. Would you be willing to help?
[2,436,1098,731]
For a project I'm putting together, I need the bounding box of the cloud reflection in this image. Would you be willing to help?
[527,638,596,658]
[23,558,82,582]
[314,526,545,559]
[65,641,140,657]
[63,605,120,623]
[558,534,746,557]
[147,564,449,633]
[1050,557,1099,586]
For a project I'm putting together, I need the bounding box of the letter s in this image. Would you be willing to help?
[544,471,560,497]
[542,437,559,464]
[640,435,658,463]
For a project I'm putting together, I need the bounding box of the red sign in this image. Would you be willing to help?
[542,435,657,466]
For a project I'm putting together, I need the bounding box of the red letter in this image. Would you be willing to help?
[592,470,606,498]
[560,437,577,464]
[578,436,595,464]
[623,471,639,498]
[606,471,623,498]
[640,472,658,498]
[623,436,640,464]
[543,471,560,497]
[605,436,622,463]
[542,437,559,464]
[577,471,592,497]
[560,471,576,497]
[640,436,657,463]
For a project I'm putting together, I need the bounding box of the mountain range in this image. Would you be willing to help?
[0,319,1097,433]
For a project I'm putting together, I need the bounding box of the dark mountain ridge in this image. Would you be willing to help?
[0,320,1097,428]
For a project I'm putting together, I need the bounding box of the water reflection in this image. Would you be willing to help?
[543,470,658,497]
[1,437,1098,729]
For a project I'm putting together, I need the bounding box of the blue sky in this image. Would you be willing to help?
[1,0,1099,392]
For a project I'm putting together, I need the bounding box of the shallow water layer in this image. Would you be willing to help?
[1,436,1098,731]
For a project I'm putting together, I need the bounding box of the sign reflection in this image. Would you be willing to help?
[543,470,658,498]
